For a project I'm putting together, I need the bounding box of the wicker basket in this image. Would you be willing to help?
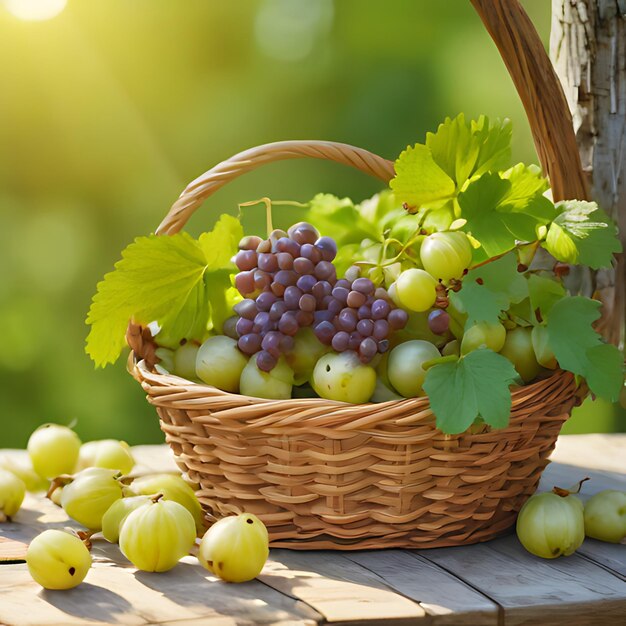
[129,1,590,550]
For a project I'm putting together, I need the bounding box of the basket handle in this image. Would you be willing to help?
[470,0,589,202]
[156,140,395,235]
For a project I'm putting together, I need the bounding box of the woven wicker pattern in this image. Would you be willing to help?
[131,360,582,549]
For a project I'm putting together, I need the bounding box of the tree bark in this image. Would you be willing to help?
[551,0,626,349]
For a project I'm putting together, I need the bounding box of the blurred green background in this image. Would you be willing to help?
[1,0,623,447]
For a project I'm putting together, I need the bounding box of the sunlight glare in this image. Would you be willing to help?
[4,0,67,21]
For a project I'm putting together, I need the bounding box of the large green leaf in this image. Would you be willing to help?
[423,349,519,434]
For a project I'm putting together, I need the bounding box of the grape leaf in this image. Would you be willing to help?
[450,253,528,327]
[390,144,456,208]
[86,215,242,366]
[458,169,554,260]
[423,349,519,434]
[425,114,512,187]
[543,200,621,269]
[585,343,624,402]
[527,274,565,323]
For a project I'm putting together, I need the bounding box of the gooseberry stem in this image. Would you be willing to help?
[552,477,590,497]
[46,474,74,501]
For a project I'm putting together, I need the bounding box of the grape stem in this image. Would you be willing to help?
[552,477,590,497]
[422,354,459,370]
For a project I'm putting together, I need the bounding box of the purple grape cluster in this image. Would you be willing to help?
[233,222,338,371]
[312,276,409,363]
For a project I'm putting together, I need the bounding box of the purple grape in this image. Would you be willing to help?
[428,309,450,335]
[359,337,378,361]
[375,287,390,301]
[314,310,334,324]
[332,331,350,352]
[378,339,390,353]
[352,277,375,295]
[239,235,263,251]
[256,239,271,254]
[284,286,303,309]
[235,271,256,296]
[269,300,287,321]
[388,308,409,330]
[222,316,239,339]
[299,294,316,312]
[271,282,286,297]
[274,270,297,286]
[357,305,371,320]
[347,290,367,308]
[314,261,335,281]
[300,243,322,264]
[356,319,374,337]
[293,257,315,275]
[256,291,277,312]
[235,250,258,271]
[371,299,391,320]
[335,279,351,290]
[312,280,332,300]
[288,222,318,245]
[279,334,294,353]
[238,333,262,355]
[257,253,278,273]
[331,286,349,304]
[295,310,314,326]
[373,319,390,341]
[256,350,277,372]
[327,298,343,315]
[314,321,335,345]
[338,308,358,332]
[236,317,255,336]
[253,270,271,292]
[262,331,282,357]
[234,299,257,320]
[276,237,300,257]
[297,274,317,293]
[254,311,270,328]
[269,229,288,252]
[348,332,362,350]
[278,312,299,336]
[276,252,294,270]
[316,236,337,261]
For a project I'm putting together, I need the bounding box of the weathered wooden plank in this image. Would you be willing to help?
[259,549,427,625]
[417,534,626,626]
[344,550,499,626]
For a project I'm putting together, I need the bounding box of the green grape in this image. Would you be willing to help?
[127,473,204,533]
[460,321,506,355]
[0,456,48,492]
[420,231,472,282]
[387,340,440,398]
[370,378,404,403]
[154,347,175,373]
[26,529,92,589]
[173,342,200,380]
[312,352,376,404]
[499,327,541,383]
[516,490,584,558]
[441,339,460,357]
[119,499,196,572]
[531,325,558,369]
[195,336,248,392]
[284,328,329,385]
[240,356,294,400]
[61,468,123,530]
[583,490,626,543]
[395,269,437,313]
[76,440,135,475]
[0,469,25,519]
[198,513,269,583]
[102,495,152,543]
[27,424,81,479]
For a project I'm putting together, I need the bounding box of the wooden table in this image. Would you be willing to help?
[1,435,625,626]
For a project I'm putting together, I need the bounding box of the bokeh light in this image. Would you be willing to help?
[4,0,67,21]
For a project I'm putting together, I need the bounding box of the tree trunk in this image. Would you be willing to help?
[551,0,626,350]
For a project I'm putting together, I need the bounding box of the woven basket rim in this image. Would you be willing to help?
[131,357,579,432]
